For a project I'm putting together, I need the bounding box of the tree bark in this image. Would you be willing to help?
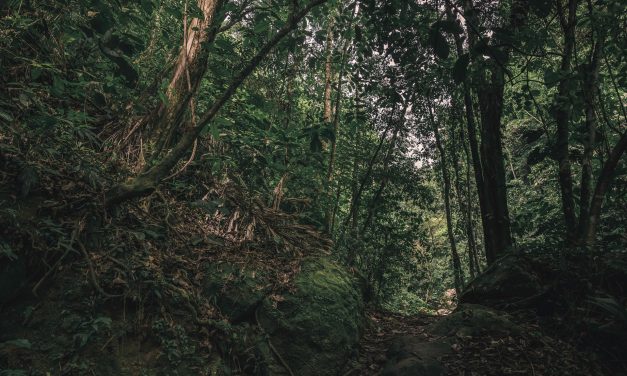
[466,0,527,262]
[106,0,329,206]
[453,122,477,278]
[554,0,578,244]
[476,65,513,263]
[149,0,225,158]
[325,16,353,231]
[578,6,605,240]
[585,130,627,244]
[446,0,490,267]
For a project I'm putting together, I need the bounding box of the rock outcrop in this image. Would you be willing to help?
[204,257,365,375]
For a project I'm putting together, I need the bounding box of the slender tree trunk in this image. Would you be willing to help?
[344,110,397,231]
[454,123,477,278]
[360,121,401,236]
[429,103,464,294]
[585,130,627,243]
[466,154,480,277]
[445,0,480,278]
[323,19,334,124]
[554,0,578,244]
[454,0,499,264]
[578,13,606,239]
[346,106,362,266]
[325,19,353,231]
[330,184,342,233]
[106,0,329,206]
[342,104,404,265]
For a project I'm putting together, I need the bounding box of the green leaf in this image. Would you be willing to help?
[254,19,271,34]
[51,75,65,96]
[0,111,13,122]
[452,53,470,83]
[31,67,42,80]
[0,339,32,349]
[140,0,154,14]
[210,122,220,139]
[0,369,28,376]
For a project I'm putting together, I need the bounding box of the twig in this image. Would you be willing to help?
[76,239,122,298]
[32,224,79,297]
[165,138,198,180]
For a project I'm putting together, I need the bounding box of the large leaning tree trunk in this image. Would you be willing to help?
[149,0,226,158]
[105,0,329,207]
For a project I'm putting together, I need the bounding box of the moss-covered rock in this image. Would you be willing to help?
[460,253,542,307]
[257,257,364,376]
[427,304,522,338]
[203,262,270,323]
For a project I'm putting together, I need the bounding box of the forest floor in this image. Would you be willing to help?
[342,306,611,376]
[342,309,439,375]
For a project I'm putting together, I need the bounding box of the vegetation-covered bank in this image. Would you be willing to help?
[1,0,626,374]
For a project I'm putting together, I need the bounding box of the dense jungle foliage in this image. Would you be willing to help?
[0,0,625,375]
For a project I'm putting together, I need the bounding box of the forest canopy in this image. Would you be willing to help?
[0,0,626,374]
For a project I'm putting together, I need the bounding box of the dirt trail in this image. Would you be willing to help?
[342,310,440,375]
[342,306,609,376]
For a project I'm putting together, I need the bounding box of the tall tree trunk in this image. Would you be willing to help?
[325,17,353,231]
[462,128,483,274]
[578,7,606,240]
[554,0,578,244]
[446,0,490,267]
[106,0,329,206]
[428,103,464,295]
[476,65,513,263]
[445,0,484,277]
[466,0,527,262]
[454,122,477,278]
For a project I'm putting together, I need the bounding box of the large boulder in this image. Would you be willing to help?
[257,257,364,376]
[460,253,543,307]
